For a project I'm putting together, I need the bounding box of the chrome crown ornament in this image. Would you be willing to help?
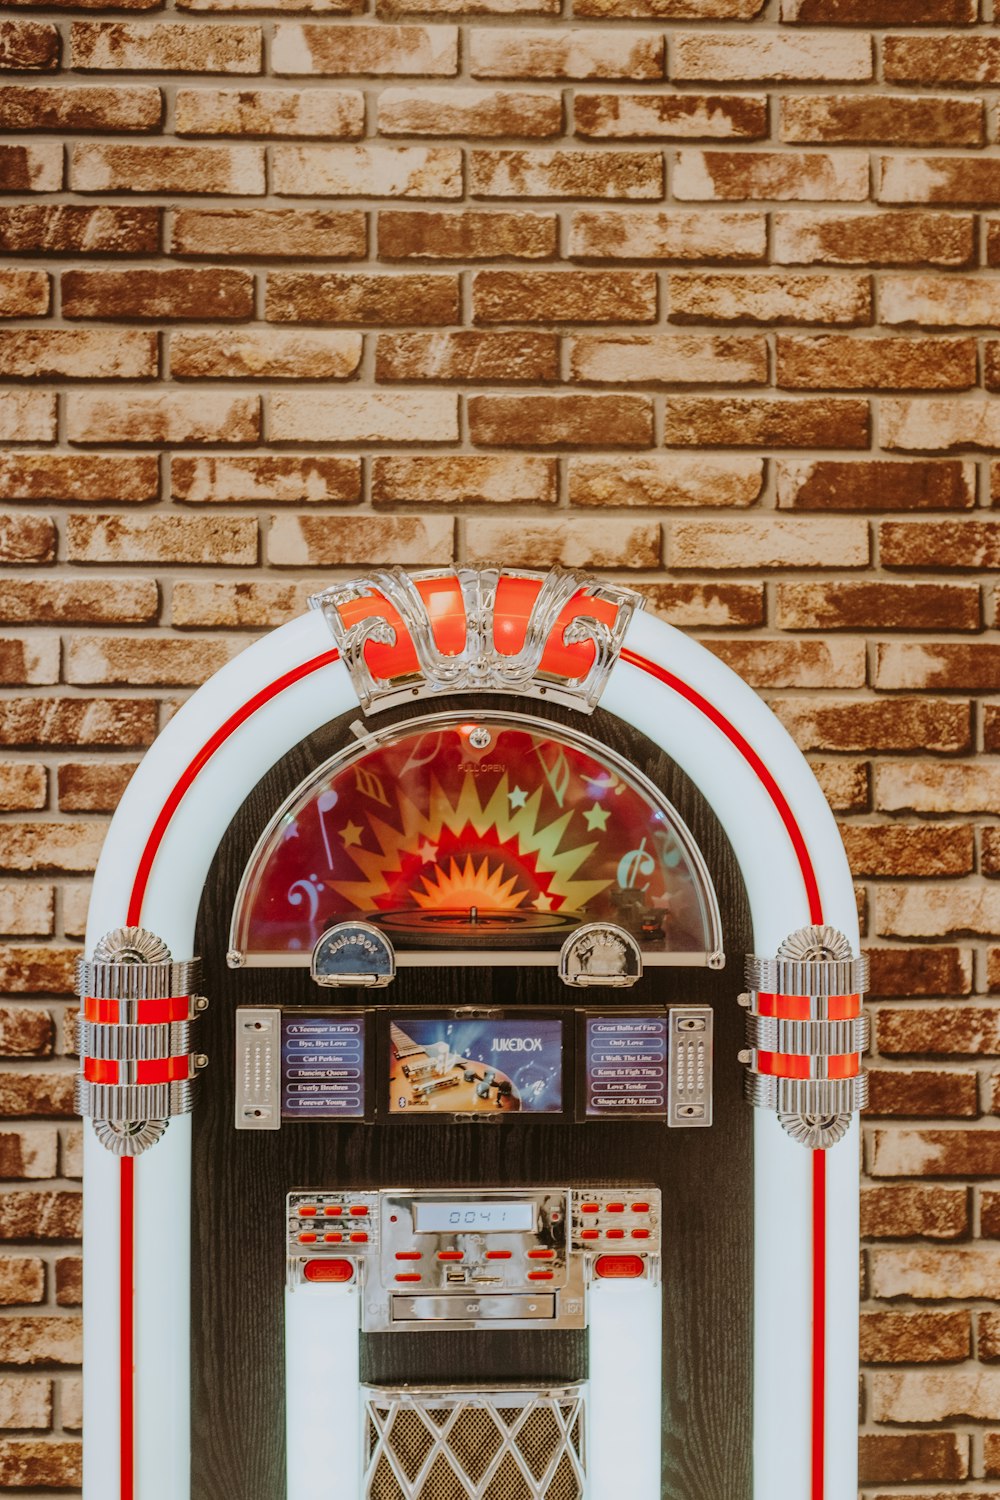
[310,565,643,716]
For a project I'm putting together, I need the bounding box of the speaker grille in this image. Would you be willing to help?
[362,1385,586,1500]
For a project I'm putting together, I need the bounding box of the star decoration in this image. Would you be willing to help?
[531,892,553,912]
[508,785,528,810]
[583,802,610,832]
[418,839,438,863]
[340,820,364,848]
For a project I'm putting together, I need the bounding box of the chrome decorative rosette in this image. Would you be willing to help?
[741,924,869,1149]
[75,926,207,1157]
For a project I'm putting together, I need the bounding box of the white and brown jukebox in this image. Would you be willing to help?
[76,567,868,1500]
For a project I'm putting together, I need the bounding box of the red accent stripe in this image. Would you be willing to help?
[624,647,827,1500]
[86,996,191,1024]
[119,646,341,1500]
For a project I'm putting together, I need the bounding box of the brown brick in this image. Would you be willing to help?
[378,87,560,138]
[53,1258,81,1308]
[979,345,1000,392]
[72,140,263,196]
[637,582,764,628]
[0,887,52,940]
[668,271,870,325]
[982,828,1000,877]
[270,390,457,443]
[665,396,868,449]
[272,144,461,198]
[0,579,158,624]
[777,334,973,391]
[0,698,155,748]
[0,766,45,812]
[371,453,557,505]
[776,581,978,632]
[176,86,363,138]
[879,762,1000,815]
[871,1369,1000,1423]
[376,331,557,383]
[473,270,656,324]
[268,514,452,567]
[464,516,659,569]
[568,209,766,262]
[0,1005,51,1060]
[881,155,1000,207]
[573,0,764,13]
[272,23,457,76]
[671,33,872,83]
[0,1379,50,1428]
[468,29,663,81]
[569,454,764,508]
[575,93,766,141]
[0,21,59,73]
[58,761,135,812]
[812,759,870,813]
[171,329,362,380]
[879,1006,1000,1056]
[773,209,974,268]
[570,333,766,386]
[841,823,974,877]
[63,267,253,321]
[66,391,259,445]
[170,207,365,259]
[776,458,974,511]
[65,635,239,687]
[0,143,61,192]
[871,1131,1000,1179]
[986,708,1000,753]
[468,393,653,447]
[675,148,867,203]
[864,1435,960,1484]
[0,1314,80,1362]
[781,93,984,147]
[0,1261,44,1308]
[671,516,869,570]
[882,274,1000,329]
[707,637,864,689]
[992,949,1000,992]
[861,1310,969,1365]
[0,515,55,566]
[0,269,49,318]
[0,822,105,874]
[884,36,1000,86]
[981,1190,1000,1237]
[71,21,262,74]
[785,0,974,16]
[0,328,157,380]
[772,698,970,753]
[0,392,55,443]
[266,271,458,325]
[172,454,361,504]
[469,148,662,201]
[0,1440,81,1487]
[379,209,556,260]
[171,580,311,628]
[380,0,557,12]
[61,1377,82,1432]
[869,945,973,998]
[860,1184,968,1241]
[876,641,1000,692]
[0,83,162,132]
[866,1067,977,1117]
[0,1128,57,1177]
[0,204,159,255]
[881,520,1000,570]
[0,1067,75,1111]
[67,513,257,565]
[0,638,58,686]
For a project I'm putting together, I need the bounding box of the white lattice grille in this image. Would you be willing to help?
[362,1385,586,1500]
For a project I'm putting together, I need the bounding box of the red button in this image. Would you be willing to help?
[304,1258,354,1284]
[528,1270,553,1281]
[324,1206,343,1217]
[350,1231,368,1243]
[631,1202,650,1214]
[486,1250,511,1260]
[606,1228,624,1240]
[528,1250,554,1260]
[595,1254,645,1280]
[437,1251,463,1262]
[349,1205,369,1217]
[580,1204,599,1214]
[298,1206,317,1217]
[395,1273,421,1283]
[631,1229,650,1240]
[324,1232,343,1244]
[395,1251,421,1261]
[298,1232,317,1243]
[606,1203,624,1214]
[580,1229,599,1241]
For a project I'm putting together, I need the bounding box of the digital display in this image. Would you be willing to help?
[280,1014,365,1120]
[389,1018,563,1115]
[584,1014,667,1118]
[413,1201,535,1234]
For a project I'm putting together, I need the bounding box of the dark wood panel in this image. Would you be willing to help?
[192,694,753,1500]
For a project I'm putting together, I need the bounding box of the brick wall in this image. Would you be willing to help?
[0,0,998,1491]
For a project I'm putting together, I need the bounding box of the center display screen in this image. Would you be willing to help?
[389,1017,563,1115]
[412,1201,535,1233]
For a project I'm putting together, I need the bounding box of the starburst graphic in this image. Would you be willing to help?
[413,854,527,912]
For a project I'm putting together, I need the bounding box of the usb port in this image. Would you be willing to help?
[446,1269,466,1284]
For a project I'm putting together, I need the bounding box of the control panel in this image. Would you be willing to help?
[287,1186,660,1333]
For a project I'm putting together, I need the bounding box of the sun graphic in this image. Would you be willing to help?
[413,854,527,912]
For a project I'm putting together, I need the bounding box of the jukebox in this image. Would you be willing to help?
[76,567,868,1500]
